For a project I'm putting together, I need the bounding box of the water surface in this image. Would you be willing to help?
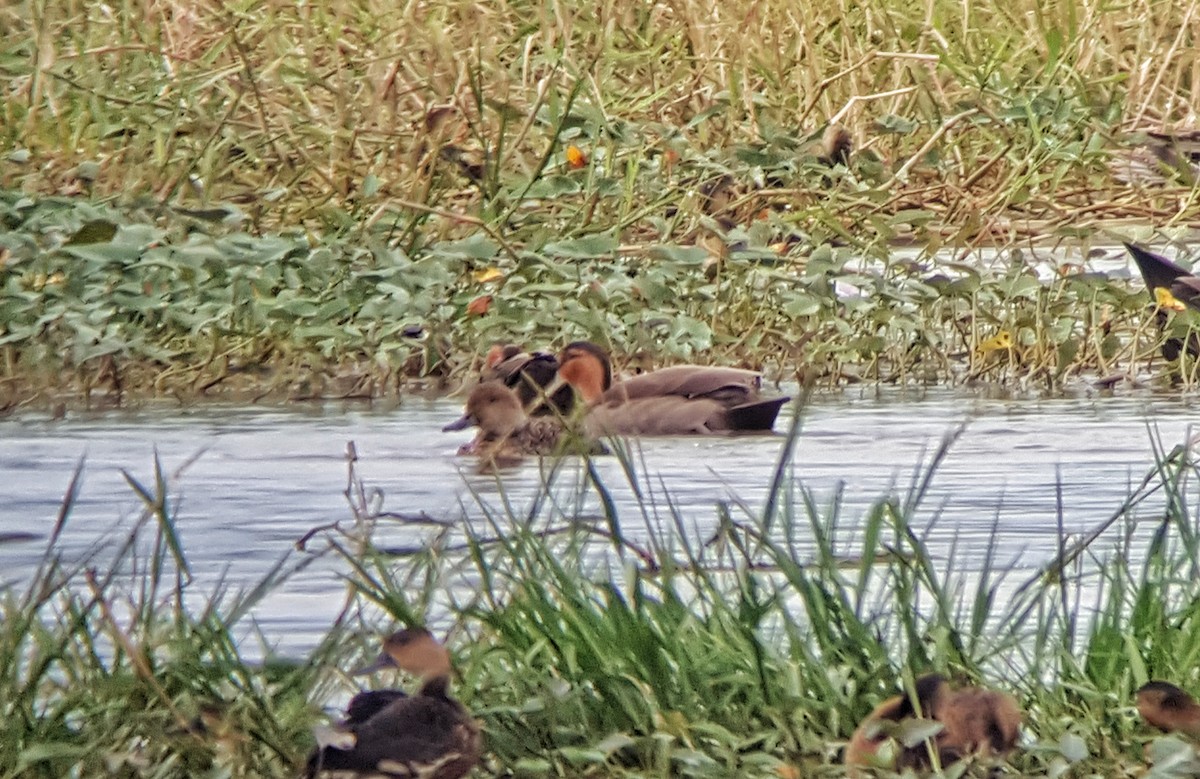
[1,390,1194,654]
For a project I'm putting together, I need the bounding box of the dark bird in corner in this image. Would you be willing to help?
[1125,243,1200,360]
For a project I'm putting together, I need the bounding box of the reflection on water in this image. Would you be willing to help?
[0,390,1195,654]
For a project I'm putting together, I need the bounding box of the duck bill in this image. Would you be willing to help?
[350,651,398,676]
[441,413,477,432]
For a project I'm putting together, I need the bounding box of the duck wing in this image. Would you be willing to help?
[485,350,573,414]
[603,365,764,405]
[1172,274,1200,310]
[307,696,480,779]
[343,689,407,725]
[584,396,720,435]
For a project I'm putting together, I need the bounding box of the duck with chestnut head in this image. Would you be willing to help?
[480,343,575,416]
[1137,680,1200,739]
[304,627,482,779]
[555,341,790,436]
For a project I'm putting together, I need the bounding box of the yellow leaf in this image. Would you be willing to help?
[978,330,1013,354]
[1155,287,1187,312]
[472,267,504,283]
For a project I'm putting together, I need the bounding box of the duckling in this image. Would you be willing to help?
[1125,243,1200,360]
[304,627,481,779]
[481,343,574,415]
[1137,681,1200,738]
[556,341,790,435]
[442,381,606,458]
[845,674,1021,774]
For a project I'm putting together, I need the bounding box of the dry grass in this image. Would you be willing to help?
[3,0,1200,236]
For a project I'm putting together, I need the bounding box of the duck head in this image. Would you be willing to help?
[1137,680,1200,734]
[353,627,453,680]
[557,341,612,403]
[486,343,522,368]
[442,382,528,439]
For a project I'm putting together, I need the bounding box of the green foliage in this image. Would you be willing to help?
[4,0,1200,405]
[0,455,317,778]
[7,417,1200,775]
[0,192,1190,409]
[3,0,1197,232]
[309,417,1200,778]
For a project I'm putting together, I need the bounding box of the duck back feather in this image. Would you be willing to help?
[305,676,481,779]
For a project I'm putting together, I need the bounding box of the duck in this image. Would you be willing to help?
[554,341,790,435]
[1136,680,1200,738]
[1126,243,1200,311]
[1112,130,1200,187]
[442,381,606,458]
[304,627,482,779]
[480,343,574,415]
[1125,243,1200,360]
[844,673,1021,773]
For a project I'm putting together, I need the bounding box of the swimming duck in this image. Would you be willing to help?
[555,341,790,435]
[844,673,1021,773]
[443,381,606,458]
[1137,680,1200,738]
[1125,243,1200,360]
[304,627,482,779]
[481,343,574,415]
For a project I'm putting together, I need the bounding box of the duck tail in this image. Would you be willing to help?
[1126,243,1193,290]
[726,396,790,431]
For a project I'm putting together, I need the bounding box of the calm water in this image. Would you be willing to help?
[1,390,1196,654]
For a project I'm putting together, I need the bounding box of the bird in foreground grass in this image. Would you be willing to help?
[844,673,1021,775]
[304,627,481,779]
[1137,680,1200,739]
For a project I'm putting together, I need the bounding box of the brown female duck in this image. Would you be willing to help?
[555,341,789,435]
[443,381,605,458]
[304,627,481,779]
[1137,680,1200,738]
[845,673,1021,773]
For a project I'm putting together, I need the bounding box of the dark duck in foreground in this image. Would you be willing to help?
[304,628,482,779]
[555,341,790,435]
[844,673,1021,774]
[443,381,606,458]
[1125,243,1200,360]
